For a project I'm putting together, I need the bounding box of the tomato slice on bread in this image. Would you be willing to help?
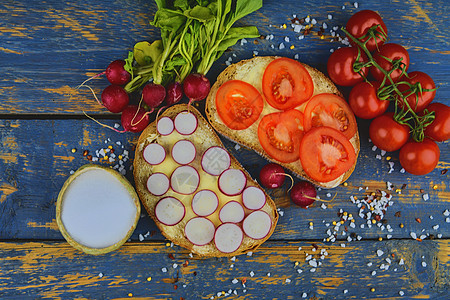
[258,109,304,163]
[262,57,314,111]
[300,127,356,182]
[304,93,357,140]
[216,80,264,130]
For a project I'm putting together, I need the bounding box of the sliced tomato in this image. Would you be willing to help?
[216,80,264,130]
[300,127,356,182]
[258,109,305,163]
[303,93,357,140]
[262,57,314,110]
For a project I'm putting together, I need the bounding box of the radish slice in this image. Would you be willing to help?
[201,146,231,176]
[143,143,166,165]
[218,169,247,196]
[174,111,198,135]
[184,217,215,246]
[191,190,219,217]
[242,186,266,210]
[172,139,196,165]
[146,173,170,196]
[214,223,243,253]
[154,197,185,226]
[170,165,200,195]
[243,210,272,240]
[219,201,245,223]
[157,116,174,136]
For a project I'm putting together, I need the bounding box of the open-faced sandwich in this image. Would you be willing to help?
[133,104,278,257]
[205,56,360,188]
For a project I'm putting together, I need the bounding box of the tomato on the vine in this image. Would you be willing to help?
[348,81,389,119]
[370,43,410,82]
[258,109,304,163]
[397,71,436,112]
[215,80,264,130]
[345,10,388,52]
[304,93,357,140]
[299,127,356,183]
[369,112,410,152]
[262,57,314,110]
[327,47,368,86]
[399,138,440,175]
[424,102,450,142]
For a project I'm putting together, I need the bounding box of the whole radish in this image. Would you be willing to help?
[165,82,183,105]
[106,60,131,85]
[142,83,166,108]
[290,181,317,207]
[121,105,150,132]
[183,73,210,103]
[101,85,129,113]
[259,163,286,189]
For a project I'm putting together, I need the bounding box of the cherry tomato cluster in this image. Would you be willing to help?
[327,10,449,176]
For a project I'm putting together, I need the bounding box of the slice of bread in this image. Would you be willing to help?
[133,104,278,257]
[205,56,360,189]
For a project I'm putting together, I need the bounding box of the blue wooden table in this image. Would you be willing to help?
[1,0,449,299]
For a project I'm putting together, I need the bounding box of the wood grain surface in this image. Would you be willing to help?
[0,0,449,299]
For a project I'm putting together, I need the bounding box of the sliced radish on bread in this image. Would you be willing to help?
[171,139,196,165]
[174,111,198,135]
[184,217,215,246]
[146,172,170,196]
[191,189,219,217]
[170,165,200,195]
[219,201,245,223]
[155,197,185,226]
[143,143,166,165]
[214,223,244,253]
[201,146,231,176]
[243,210,272,240]
[218,169,247,196]
[242,186,266,210]
[157,116,174,136]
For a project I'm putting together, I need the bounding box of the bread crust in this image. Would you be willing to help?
[205,56,360,189]
[133,104,279,257]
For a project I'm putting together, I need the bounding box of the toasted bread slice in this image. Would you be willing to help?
[133,104,278,257]
[205,56,360,188]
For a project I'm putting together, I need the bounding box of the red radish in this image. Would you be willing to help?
[183,73,211,103]
[170,165,200,195]
[290,181,317,207]
[219,201,245,223]
[214,223,244,253]
[201,146,231,176]
[242,186,266,210]
[171,139,196,165]
[106,60,131,85]
[191,190,219,217]
[121,105,150,132]
[165,82,183,106]
[101,85,129,113]
[218,169,247,196]
[146,173,170,196]
[174,111,198,135]
[184,217,215,246]
[154,197,185,226]
[157,116,174,136]
[243,210,272,240]
[259,163,285,189]
[143,143,166,165]
[143,83,166,108]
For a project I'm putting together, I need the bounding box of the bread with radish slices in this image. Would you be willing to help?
[205,56,360,189]
[133,104,278,257]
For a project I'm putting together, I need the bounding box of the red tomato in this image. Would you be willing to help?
[345,10,388,52]
[258,109,304,163]
[397,71,436,112]
[424,102,450,142]
[348,81,389,119]
[215,80,264,130]
[370,43,410,82]
[303,93,357,140]
[399,138,440,175]
[327,47,368,86]
[262,57,314,110]
[369,112,410,151]
[299,127,356,182]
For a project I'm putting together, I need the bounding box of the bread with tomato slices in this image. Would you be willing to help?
[205,56,360,189]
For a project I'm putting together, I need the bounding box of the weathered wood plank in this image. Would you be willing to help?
[0,240,448,299]
[0,119,448,242]
[0,0,448,114]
